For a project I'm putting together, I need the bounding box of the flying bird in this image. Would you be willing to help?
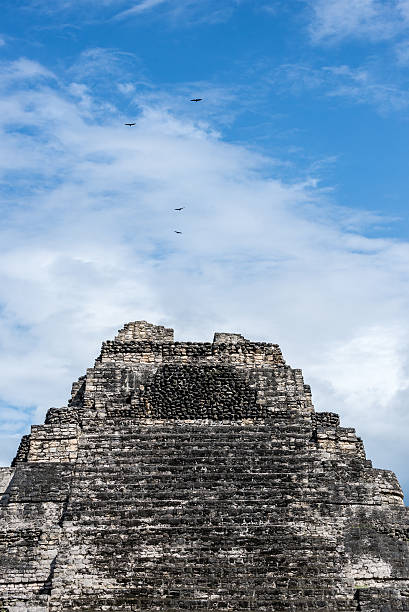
[174,230,182,234]
[174,207,185,211]
[190,98,203,102]
[124,123,136,127]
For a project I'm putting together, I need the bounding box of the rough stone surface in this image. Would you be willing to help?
[1,320,409,611]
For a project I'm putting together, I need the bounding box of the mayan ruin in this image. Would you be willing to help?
[1,321,409,611]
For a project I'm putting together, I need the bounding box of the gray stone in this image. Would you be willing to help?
[1,321,409,611]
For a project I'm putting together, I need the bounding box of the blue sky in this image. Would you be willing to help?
[2,0,409,497]
[4,0,409,233]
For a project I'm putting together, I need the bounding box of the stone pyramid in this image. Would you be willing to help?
[1,321,409,611]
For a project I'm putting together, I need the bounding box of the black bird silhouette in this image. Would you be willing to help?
[174,207,185,211]
[190,98,203,102]
[124,123,136,126]
[174,230,182,234]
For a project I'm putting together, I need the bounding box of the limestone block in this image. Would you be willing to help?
[0,467,15,495]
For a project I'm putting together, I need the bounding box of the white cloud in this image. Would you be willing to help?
[308,0,409,43]
[310,326,409,423]
[118,82,136,95]
[1,58,55,82]
[1,58,409,495]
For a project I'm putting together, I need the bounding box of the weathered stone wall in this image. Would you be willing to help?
[116,321,174,343]
[1,321,409,611]
[0,468,14,495]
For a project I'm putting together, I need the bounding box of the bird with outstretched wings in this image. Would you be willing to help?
[124,123,136,126]
[190,99,203,102]
[174,207,185,211]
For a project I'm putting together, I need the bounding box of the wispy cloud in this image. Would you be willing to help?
[272,62,409,113]
[113,0,242,24]
[115,0,168,19]
[2,56,409,495]
[16,0,245,26]
[68,47,143,83]
[395,38,409,64]
[308,0,409,44]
